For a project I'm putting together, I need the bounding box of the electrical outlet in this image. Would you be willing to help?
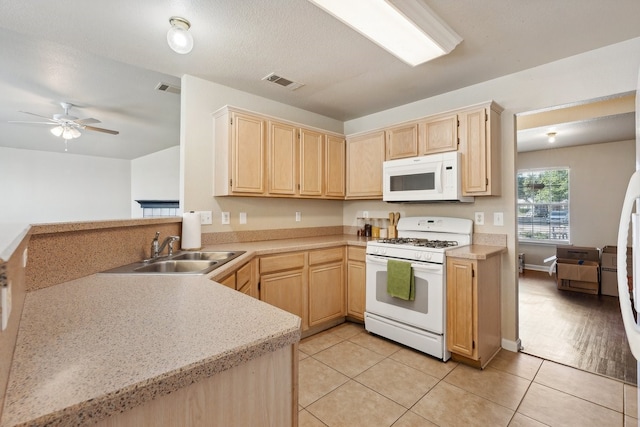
[494,212,504,226]
[295,212,301,222]
[199,211,212,225]
[239,212,247,224]
[363,211,369,218]
[474,212,484,225]
[1,281,11,331]
[221,212,230,225]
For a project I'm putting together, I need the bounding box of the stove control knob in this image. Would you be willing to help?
[425,253,432,261]
[415,252,422,260]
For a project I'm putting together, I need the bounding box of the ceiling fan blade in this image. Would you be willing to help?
[18,111,57,121]
[83,125,119,135]
[74,118,101,125]
[8,120,58,125]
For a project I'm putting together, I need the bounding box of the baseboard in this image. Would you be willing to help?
[501,338,522,352]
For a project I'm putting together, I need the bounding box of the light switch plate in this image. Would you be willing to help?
[239,212,247,224]
[295,212,301,222]
[199,211,212,225]
[494,212,504,226]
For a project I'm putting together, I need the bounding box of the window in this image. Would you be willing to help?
[517,168,569,243]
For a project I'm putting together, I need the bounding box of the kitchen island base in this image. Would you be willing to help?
[95,344,298,427]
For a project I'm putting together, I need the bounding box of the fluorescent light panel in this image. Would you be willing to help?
[309,0,462,66]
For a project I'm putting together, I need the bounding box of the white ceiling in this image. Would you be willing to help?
[1,0,639,159]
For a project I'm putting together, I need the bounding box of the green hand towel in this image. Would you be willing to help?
[387,260,415,301]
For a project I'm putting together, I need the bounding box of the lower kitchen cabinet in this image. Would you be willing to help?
[308,247,345,327]
[446,254,501,369]
[259,247,347,332]
[217,259,259,298]
[346,246,366,321]
[260,252,308,330]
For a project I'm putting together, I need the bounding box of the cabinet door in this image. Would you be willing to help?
[420,114,458,154]
[446,258,477,358]
[231,112,266,194]
[346,131,386,199]
[459,108,488,194]
[261,269,307,329]
[325,135,346,198]
[300,128,324,197]
[308,261,345,327]
[268,121,297,195]
[386,124,418,160]
[219,274,236,289]
[347,260,366,320]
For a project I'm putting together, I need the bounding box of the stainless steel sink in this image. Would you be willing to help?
[170,251,240,261]
[101,250,246,275]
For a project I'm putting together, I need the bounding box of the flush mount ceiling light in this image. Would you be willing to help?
[547,132,557,143]
[167,16,194,54]
[307,0,462,66]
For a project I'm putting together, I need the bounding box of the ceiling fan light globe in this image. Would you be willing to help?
[62,127,75,140]
[50,126,63,137]
[70,127,81,138]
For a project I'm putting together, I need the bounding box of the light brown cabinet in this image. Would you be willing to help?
[260,252,308,330]
[346,246,366,321]
[325,135,346,198]
[346,130,386,199]
[213,108,266,196]
[459,102,502,196]
[259,247,346,332]
[386,124,419,160]
[215,106,345,200]
[446,254,501,369]
[308,247,345,327]
[217,260,259,298]
[420,114,458,154]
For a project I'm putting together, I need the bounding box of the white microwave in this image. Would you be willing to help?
[383,152,474,203]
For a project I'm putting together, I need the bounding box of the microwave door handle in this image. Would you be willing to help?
[435,162,443,193]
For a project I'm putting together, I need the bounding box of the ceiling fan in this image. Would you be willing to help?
[9,102,119,141]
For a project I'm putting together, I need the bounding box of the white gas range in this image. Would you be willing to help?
[365,216,473,361]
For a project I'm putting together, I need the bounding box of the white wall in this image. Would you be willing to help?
[131,146,180,218]
[0,147,131,223]
[517,139,635,269]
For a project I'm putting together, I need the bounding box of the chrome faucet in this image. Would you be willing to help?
[150,232,180,260]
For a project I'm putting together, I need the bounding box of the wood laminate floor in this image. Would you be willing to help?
[519,269,637,385]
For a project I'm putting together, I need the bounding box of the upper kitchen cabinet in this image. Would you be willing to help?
[458,101,503,196]
[386,123,419,160]
[268,120,297,196]
[299,128,324,197]
[325,135,346,198]
[420,113,458,154]
[213,107,266,196]
[214,106,345,200]
[346,130,386,199]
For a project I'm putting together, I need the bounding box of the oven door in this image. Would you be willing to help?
[365,254,444,333]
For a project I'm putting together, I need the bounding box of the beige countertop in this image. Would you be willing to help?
[1,234,368,427]
[446,244,508,260]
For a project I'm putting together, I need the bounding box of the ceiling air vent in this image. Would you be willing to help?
[155,82,181,95]
[262,73,304,91]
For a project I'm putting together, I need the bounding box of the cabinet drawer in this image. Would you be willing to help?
[347,246,365,262]
[219,274,236,289]
[260,252,305,274]
[236,262,252,288]
[308,247,344,265]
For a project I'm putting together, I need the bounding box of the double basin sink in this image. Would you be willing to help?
[101,251,246,275]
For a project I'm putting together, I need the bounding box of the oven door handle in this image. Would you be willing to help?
[411,263,444,273]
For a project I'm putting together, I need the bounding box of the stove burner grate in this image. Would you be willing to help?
[377,238,459,249]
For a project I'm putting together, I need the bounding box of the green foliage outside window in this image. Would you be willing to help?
[517,168,569,242]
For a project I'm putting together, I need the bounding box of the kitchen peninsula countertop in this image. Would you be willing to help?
[1,234,369,427]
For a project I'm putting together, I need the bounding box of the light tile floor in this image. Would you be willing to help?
[298,322,639,427]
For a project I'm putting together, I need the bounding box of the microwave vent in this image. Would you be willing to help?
[262,73,304,91]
